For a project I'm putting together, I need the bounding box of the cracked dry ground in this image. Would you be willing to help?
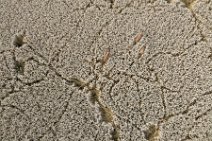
[1,0,212,141]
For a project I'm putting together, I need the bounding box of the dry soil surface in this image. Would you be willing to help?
[1,0,212,141]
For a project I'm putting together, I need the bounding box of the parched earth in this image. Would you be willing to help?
[0,0,212,141]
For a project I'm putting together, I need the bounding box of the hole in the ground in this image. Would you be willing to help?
[111,126,120,141]
[13,34,26,47]
[144,124,161,141]
[15,60,25,74]
[88,88,101,105]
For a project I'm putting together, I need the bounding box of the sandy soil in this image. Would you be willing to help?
[0,0,212,140]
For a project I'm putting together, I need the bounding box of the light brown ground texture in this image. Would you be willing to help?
[0,0,212,141]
